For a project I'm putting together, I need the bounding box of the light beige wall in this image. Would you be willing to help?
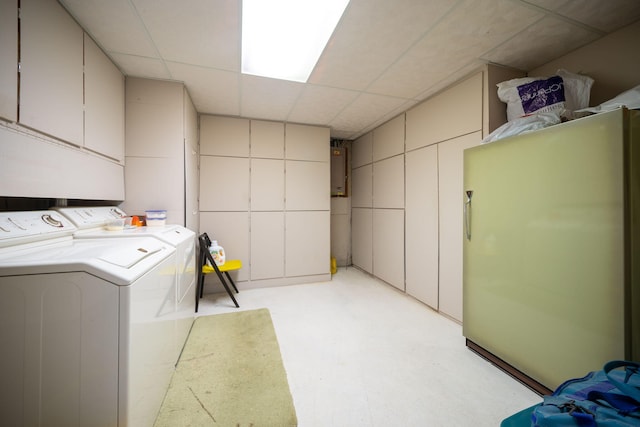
[530,20,640,107]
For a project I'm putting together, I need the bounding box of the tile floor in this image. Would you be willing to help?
[196,266,541,427]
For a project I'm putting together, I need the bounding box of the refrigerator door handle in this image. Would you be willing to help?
[464,190,473,240]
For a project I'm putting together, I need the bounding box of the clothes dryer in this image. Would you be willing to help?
[54,206,196,364]
[0,210,177,427]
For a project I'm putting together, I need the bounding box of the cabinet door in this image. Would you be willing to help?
[200,211,249,283]
[285,124,329,161]
[251,212,284,280]
[285,211,330,277]
[373,209,405,290]
[351,164,372,208]
[352,132,372,168]
[285,160,330,211]
[199,156,250,211]
[0,0,17,122]
[438,131,482,322]
[405,145,439,308]
[373,155,404,208]
[406,72,482,151]
[373,114,404,161]
[20,0,83,145]
[251,120,284,159]
[184,90,199,231]
[84,34,124,161]
[125,77,183,158]
[351,208,373,273]
[251,159,284,211]
[200,115,250,157]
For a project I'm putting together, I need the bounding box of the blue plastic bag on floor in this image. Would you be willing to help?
[531,360,640,426]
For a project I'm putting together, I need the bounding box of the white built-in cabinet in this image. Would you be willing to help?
[0,1,17,122]
[20,0,84,146]
[351,115,405,290]
[0,0,126,201]
[122,77,198,228]
[199,116,330,289]
[352,64,525,323]
[84,34,125,161]
[405,144,439,307]
[404,73,483,321]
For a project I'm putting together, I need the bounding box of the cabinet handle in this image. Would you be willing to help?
[464,190,473,241]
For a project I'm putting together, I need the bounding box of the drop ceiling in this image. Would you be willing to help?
[59,0,640,140]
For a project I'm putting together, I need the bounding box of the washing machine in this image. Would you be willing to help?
[54,206,197,365]
[0,210,177,427]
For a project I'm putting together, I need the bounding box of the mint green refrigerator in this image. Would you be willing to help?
[462,108,640,393]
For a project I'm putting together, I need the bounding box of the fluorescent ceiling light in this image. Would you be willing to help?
[242,0,350,83]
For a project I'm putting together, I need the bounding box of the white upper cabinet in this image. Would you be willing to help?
[285,123,329,161]
[200,116,250,157]
[251,120,284,159]
[352,132,373,168]
[0,0,17,122]
[406,72,482,151]
[373,115,405,162]
[20,0,84,146]
[84,34,124,161]
[125,78,184,158]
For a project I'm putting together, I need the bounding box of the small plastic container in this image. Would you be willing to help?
[209,240,225,266]
[105,218,125,231]
[145,210,167,226]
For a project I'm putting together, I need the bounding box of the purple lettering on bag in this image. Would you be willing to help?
[517,76,565,115]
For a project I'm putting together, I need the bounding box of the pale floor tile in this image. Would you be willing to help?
[196,267,541,426]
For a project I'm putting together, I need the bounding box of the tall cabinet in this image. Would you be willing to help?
[352,64,524,323]
[199,116,331,290]
[351,115,405,290]
[122,77,198,229]
[405,73,484,321]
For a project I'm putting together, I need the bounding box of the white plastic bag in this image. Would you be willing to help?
[482,112,561,144]
[497,69,593,121]
[576,84,640,114]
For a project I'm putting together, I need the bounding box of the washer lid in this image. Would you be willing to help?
[98,240,163,268]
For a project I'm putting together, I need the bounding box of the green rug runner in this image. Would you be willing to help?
[154,308,298,426]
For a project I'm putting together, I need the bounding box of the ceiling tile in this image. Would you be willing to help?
[554,0,640,32]
[308,0,457,91]
[414,60,488,102]
[287,85,360,126]
[482,16,601,72]
[166,62,240,116]
[367,0,543,98]
[132,0,240,71]
[522,0,571,12]
[60,0,157,57]
[328,93,409,138]
[109,53,172,79]
[240,75,304,122]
